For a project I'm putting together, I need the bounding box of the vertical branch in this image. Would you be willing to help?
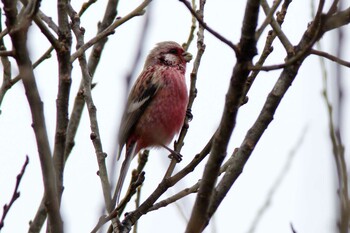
[245,0,292,98]
[209,0,326,222]
[185,0,260,232]
[64,0,120,161]
[53,0,72,204]
[0,9,12,108]
[1,1,63,232]
[165,0,204,178]
[318,31,349,233]
[69,6,112,213]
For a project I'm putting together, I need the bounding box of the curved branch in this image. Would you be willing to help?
[186,0,260,232]
[70,0,151,62]
[310,48,350,68]
[178,0,239,55]
[2,1,63,232]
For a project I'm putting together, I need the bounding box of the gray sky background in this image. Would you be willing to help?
[0,0,349,233]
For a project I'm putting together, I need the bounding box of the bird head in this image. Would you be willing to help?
[144,41,192,68]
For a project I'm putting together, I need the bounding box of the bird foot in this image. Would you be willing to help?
[186,108,193,121]
[162,144,182,162]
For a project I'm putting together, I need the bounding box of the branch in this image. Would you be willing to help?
[63,0,149,171]
[323,7,350,32]
[247,127,308,233]
[78,0,98,16]
[244,0,292,101]
[70,0,151,62]
[179,0,239,55]
[0,46,53,111]
[29,0,121,231]
[0,50,15,56]
[310,48,350,68]
[0,156,29,230]
[20,0,60,49]
[255,0,282,40]
[2,1,63,232]
[147,182,199,212]
[51,0,73,211]
[260,0,294,54]
[90,135,212,232]
[186,0,260,232]
[207,0,326,221]
[0,10,12,108]
[107,137,213,231]
[70,5,112,213]
[316,28,349,232]
[166,0,205,178]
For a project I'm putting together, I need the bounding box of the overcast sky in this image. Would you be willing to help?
[0,0,349,233]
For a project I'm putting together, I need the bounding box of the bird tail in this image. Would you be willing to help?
[112,142,137,206]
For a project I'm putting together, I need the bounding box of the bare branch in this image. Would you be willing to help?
[207,0,326,222]
[310,49,350,68]
[244,0,292,100]
[78,0,98,16]
[255,0,282,40]
[179,0,239,55]
[247,127,308,233]
[148,182,199,212]
[2,1,63,232]
[0,10,12,108]
[260,0,294,54]
[166,0,205,178]
[0,156,29,230]
[323,7,350,32]
[70,0,151,62]
[186,0,260,231]
[50,0,73,212]
[70,5,113,213]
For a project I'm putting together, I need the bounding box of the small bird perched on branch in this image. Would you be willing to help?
[114,41,192,204]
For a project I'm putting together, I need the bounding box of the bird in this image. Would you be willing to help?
[114,41,192,205]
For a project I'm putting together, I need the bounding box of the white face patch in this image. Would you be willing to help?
[163,53,179,65]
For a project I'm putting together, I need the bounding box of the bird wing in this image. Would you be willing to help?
[117,70,161,159]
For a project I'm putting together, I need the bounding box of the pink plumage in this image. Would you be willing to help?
[114,41,192,204]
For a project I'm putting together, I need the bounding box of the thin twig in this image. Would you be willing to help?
[78,0,98,16]
[255,0,282,40]
[310,49,350,68]
[0,9,12,108]
[2,1,63,232]
[207,0,327,224]
[147,182,199,212]
[178,0,239,55]
[182,0,197,51]
[0,156,29,230]
[260,0,294,54]
[165,0,205,179]
[247,126,308,233]
[70,5,113,213]
[70,0,151,62]
[186,0,260,231]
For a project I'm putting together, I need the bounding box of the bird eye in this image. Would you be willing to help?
[168,48,177,54]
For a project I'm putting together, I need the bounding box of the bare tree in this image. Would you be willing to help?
[0,0,349,233]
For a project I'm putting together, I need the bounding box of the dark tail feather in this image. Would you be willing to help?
[112,142,136,206]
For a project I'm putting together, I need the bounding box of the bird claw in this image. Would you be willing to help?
[168,151,182,162]
[186,108,193,121]
[162,144,183,162]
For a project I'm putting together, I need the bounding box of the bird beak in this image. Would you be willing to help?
[182,51,193,62]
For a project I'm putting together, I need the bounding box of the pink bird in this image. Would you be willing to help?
[114,41,192,204]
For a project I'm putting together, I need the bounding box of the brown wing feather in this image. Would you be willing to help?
[117,70,160,159]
